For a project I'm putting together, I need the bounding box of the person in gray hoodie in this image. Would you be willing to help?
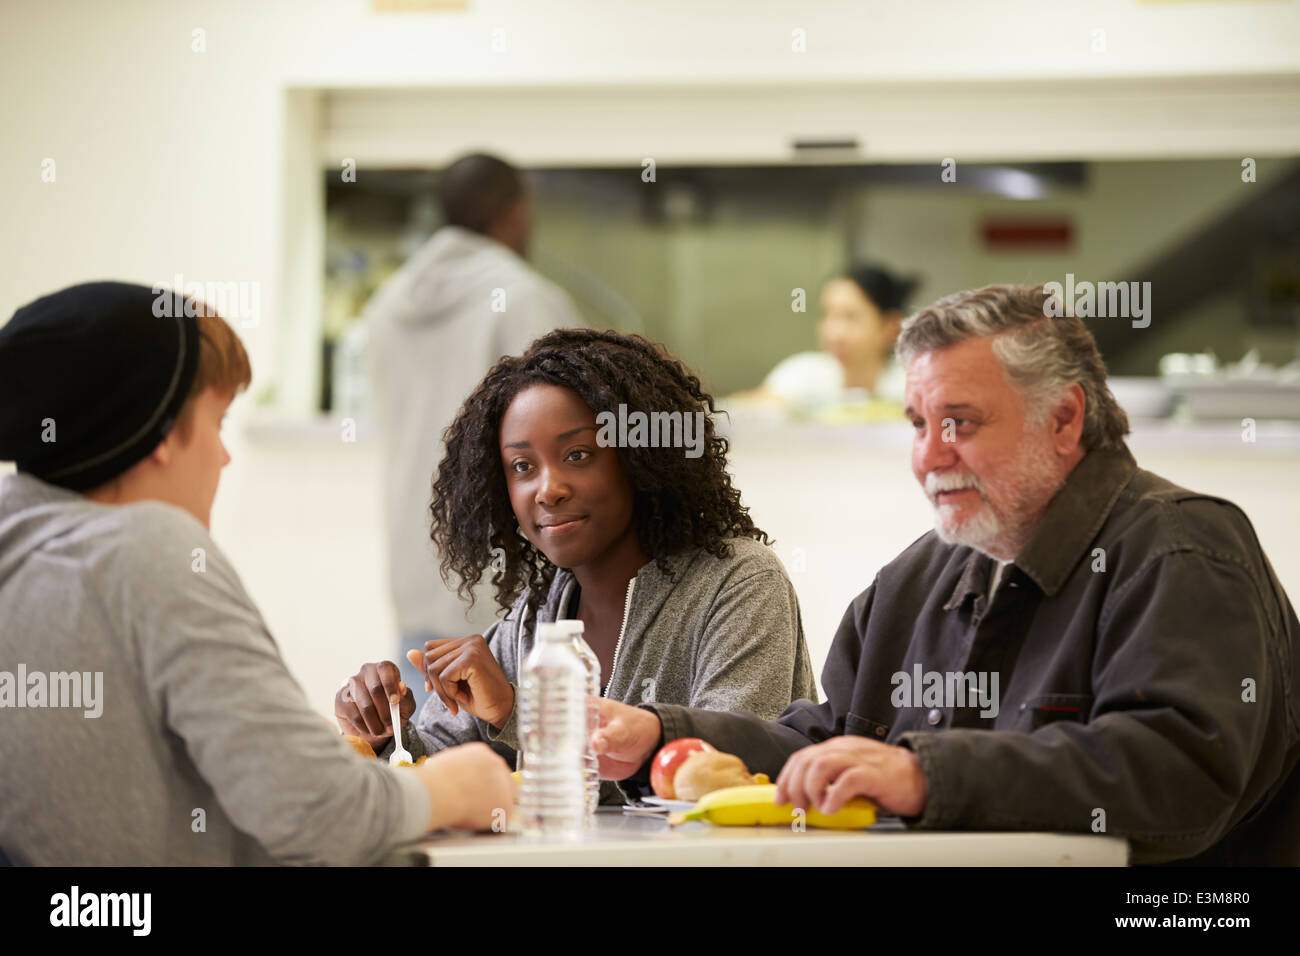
[0,281,512,865]
[335,329,820,801]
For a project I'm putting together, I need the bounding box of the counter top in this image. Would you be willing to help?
[242,410,1300,455]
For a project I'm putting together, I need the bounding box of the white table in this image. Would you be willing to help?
[388,810,1128,866]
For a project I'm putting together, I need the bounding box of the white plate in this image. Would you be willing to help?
[636,796,696,812]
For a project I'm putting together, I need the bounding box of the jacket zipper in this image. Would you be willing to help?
[513,603,530,771]
[601,577,636,698]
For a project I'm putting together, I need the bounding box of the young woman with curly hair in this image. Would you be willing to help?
[335,328,818,802]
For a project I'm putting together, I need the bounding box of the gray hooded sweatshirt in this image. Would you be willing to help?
[0,473,430,865]
[391,536,820,802]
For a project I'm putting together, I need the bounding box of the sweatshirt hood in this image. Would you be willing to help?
[364,226,525,331]
[0,472,96,591]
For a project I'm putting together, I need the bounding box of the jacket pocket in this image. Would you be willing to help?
[1022,693,1093,729]
[845,711,891,740]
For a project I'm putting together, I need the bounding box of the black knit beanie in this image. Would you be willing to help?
[0,281,200,491]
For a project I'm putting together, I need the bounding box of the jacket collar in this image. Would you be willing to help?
[943,443,1137,609]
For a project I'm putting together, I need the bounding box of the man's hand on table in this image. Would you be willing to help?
[776,736,928,818]
[592,698,662,779]
[588,699,929,819]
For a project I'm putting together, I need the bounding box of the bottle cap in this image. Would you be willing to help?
[553,619,585,638]
[536,622,573,642]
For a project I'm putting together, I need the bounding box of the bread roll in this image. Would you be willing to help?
[673,750,756,801]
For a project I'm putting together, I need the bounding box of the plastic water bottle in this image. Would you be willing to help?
[519,622,589,838]
[558,621,602,819]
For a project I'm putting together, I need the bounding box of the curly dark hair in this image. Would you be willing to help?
[430,328,771,617]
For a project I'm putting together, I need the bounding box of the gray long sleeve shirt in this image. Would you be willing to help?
[0,474,430,865]
[392,536,820,802]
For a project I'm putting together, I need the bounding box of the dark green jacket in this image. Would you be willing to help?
[640,445,1300,865]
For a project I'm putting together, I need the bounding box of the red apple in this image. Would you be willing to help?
[650,737,716,799]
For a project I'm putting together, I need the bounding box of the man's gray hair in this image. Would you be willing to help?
[896,284,1130,451]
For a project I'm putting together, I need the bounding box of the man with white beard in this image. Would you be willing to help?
[592,283,1299,866]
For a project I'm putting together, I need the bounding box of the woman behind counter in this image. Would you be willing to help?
[745,264,920,408]
[335,328,819,802]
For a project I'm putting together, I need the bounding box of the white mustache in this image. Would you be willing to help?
[925,471,984,498]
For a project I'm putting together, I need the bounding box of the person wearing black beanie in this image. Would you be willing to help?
[0,280,258,529]
[0,280,513,865]
[0,281,201,491]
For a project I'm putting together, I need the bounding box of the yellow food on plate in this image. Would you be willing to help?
[342,735,377,759]
[343,735,428,766]
[672,750,767,801]
[669,784,876,829]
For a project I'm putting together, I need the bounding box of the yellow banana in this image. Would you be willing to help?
[668,783,876,829]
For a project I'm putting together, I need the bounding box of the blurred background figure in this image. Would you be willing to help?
[364,151,584,708]
[747,264,919,409]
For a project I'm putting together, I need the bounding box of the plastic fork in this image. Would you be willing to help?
[388,693,413,766]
